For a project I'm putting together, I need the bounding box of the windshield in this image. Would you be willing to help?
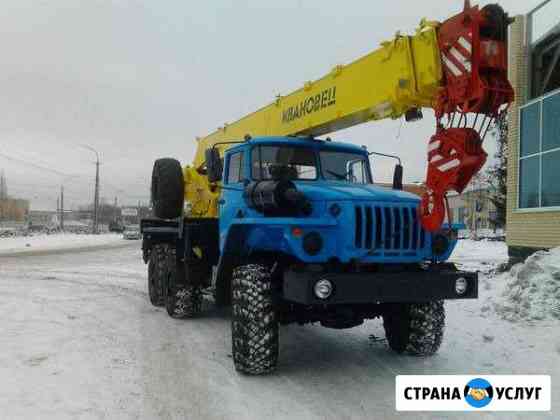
[251,145,371,183]
[251,145,318,180]
[320,150,371,184]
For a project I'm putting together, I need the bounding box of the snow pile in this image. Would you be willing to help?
[491,247,560,322]
[458,229,505,240]
[0,232,126,256]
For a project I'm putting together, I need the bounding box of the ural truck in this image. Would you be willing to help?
[141,2,513,374]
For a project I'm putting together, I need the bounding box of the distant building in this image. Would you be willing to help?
[0,198,30,222]
[0,170,30,222]
[28,210,58,227]
[446,188,499,231]
[507,0,560,261]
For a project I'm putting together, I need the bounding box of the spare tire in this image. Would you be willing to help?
[151,158,184,219]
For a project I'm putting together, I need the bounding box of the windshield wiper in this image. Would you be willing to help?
[326,169,348,180]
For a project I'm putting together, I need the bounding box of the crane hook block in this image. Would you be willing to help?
[419,128,487,231]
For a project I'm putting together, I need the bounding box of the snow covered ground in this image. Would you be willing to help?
[449,238,509,272]
[0,240,558,419]
[0,233,129,256]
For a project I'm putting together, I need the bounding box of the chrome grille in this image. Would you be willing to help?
[354,204,426,253]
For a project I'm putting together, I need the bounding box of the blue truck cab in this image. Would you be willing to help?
[142,135,478,374]
[220,136,456,265]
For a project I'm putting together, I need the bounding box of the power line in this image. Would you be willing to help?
[10,178,148,202]
[0,151,78,177]
[1,152,149,203]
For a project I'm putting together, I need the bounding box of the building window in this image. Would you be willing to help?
[478,218,486,229]
[519,89,560,208]
[528,1,560,98]
[520,102,540,156]
[458,207,466,223]
[475,199,484,212]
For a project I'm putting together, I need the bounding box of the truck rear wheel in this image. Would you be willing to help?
[148,245,165,306]
[164,247,202,318]
[165,285,202,318]
[151,158,184,219]
[231,264,278,375]
[382,301,445,356]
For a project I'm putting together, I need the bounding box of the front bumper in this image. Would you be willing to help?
[283,266,478,305]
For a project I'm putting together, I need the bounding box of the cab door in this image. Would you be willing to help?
[219,150,246,249]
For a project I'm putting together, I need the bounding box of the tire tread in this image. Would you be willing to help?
[231,264,278,374]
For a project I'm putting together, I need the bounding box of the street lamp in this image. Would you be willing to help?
[80,145,100,234]
[58,174,80,231]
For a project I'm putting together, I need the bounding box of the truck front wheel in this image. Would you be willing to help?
[382,301,445,356]
[231,264,278,375]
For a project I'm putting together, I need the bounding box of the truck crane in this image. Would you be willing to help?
[141,1,513,374]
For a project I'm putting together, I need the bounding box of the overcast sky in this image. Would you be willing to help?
[0,0,541,210]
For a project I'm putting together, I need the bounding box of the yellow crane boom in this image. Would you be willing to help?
[186,20,442,218]
[192,20,442,169]
[184,2,513,228]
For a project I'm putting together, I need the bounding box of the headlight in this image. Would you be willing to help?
[455,277,468,295]
[303,231,323,256]
[329,203,342,217]
[314,279,333,299]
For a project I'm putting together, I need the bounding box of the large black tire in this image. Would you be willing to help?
[148,245,165,306]
[151,158,184,219]
[231,264,278,375]
[382,301,445,356]
[164,247,202,319]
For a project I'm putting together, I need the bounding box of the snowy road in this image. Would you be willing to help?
[0,233,128,257]
[0,242,558,419]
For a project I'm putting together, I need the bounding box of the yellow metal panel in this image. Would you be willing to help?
[183,166,220,218]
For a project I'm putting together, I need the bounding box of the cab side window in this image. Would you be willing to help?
[226,152,244,184]
[348,159,367,184]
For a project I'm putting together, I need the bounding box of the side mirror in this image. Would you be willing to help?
[205,148,223,183]
[393,164,403,190]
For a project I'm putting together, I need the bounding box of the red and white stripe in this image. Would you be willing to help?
[441,34,473,78]
[428,140,461,173]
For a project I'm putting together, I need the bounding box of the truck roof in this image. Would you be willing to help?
[227,136,367,154]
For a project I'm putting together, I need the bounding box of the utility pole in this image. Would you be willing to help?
[94,159,100,234]
[81,145,100,234]
[60,185,64,231]
[0,169,7,200]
